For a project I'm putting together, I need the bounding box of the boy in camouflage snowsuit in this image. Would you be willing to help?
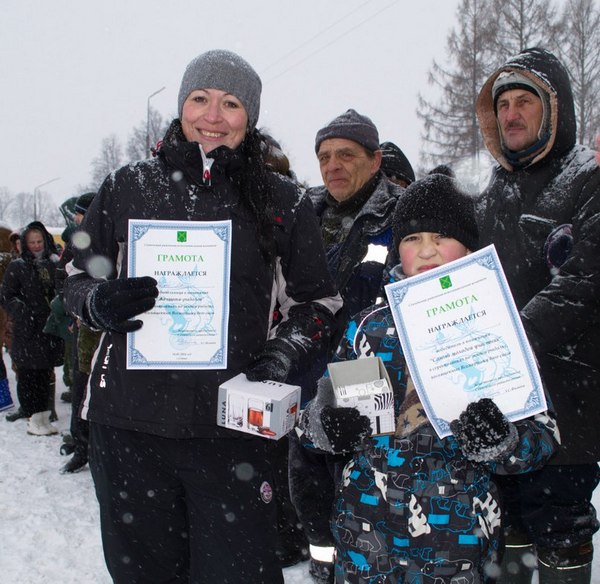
[300,174,560,583]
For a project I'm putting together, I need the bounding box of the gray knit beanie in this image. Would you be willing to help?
[315,109,380,153]
[177,49,262,129]
[392,174,479,252]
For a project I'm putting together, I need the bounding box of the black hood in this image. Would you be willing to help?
[20,221,59,261]
[476,47,576,170]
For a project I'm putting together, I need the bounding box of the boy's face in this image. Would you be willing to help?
[399,232,470,277]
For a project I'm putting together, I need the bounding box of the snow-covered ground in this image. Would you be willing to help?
[0,365,309,583]
[1,364,599,583]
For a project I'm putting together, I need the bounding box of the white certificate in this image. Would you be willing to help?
[126,219,231,370]
[384,244,546,438]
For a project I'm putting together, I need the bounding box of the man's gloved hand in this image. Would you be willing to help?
[245,342,294,383]
[450,398,519,463]
[544,223,573,271]
[320,405,372,454]
[87,276,158,334]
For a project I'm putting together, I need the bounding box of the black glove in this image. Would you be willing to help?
[450,398,518,463]
[544,223,572,270]
[87,276,158,334]
[320,405,372,454]
[245,341,294,383]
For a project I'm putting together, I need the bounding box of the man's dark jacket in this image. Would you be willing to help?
[476,47,600,464]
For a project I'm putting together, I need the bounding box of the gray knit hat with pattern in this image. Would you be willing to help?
[315,109,380,153]
[177,49,262,129]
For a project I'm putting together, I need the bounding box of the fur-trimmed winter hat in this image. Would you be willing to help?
[392,173,479,252]
[380,141,415,185]
[177,49,262,129]
[315,109,380,153]
[74,192,96,215]
[492,69,551,161]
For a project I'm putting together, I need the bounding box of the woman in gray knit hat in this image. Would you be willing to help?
[63,49,342,584]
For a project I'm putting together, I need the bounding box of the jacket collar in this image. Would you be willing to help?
[157,119,245,186]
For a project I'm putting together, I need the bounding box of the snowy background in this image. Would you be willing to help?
[1,363,599,583]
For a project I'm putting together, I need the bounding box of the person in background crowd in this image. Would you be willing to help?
[379,140,415,187]
[0,227,14,412]
[2,230,21,388]
[54,195,81,405]
[8,231,21,258]
[289,109,405,584]
[63,49,342,583]
[476,47,600,584]
[299,173,559,584]
[53,192,98,474]
[1,221,63,434]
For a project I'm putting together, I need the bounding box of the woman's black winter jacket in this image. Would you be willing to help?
[64,121,342,439]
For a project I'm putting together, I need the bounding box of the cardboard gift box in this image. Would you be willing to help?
[328,356,395,435]
[217,373,301,440]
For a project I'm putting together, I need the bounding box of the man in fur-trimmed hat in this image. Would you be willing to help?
[476,47,600,584]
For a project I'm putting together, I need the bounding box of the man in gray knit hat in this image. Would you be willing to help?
[289,109,405,584]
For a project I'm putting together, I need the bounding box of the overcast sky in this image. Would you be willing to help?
[1,0,460,207]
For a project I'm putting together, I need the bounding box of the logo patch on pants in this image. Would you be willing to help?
[260,481,273,504]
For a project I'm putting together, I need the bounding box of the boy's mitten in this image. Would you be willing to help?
[245,340,295,383]
[87,276,158,333]
[450,398,518,463]
[320,405,372,454]
[544,223,573,270]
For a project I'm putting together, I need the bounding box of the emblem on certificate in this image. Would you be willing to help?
[126,219,232,370]
[385,244,547,438]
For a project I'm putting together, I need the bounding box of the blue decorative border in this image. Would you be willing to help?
[385,245,543,436]
[127,220,232,369]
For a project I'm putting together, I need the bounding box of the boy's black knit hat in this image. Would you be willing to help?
[392,173,479,251]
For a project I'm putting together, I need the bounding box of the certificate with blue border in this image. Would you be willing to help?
[384,244,546,438]
[127,219,231,370]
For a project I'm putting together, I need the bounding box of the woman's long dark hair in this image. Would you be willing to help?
[234,128,277,265]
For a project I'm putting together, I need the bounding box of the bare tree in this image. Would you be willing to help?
[0,187,16,227]
[91,134,123,189]
[36,194,64,227]
[492,0,560,57]
[417,0,499,177]
[9,192,33,228]
[554,0,600,146]
[126,106,170,162]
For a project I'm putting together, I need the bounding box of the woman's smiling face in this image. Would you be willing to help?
[181,88,248,153]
